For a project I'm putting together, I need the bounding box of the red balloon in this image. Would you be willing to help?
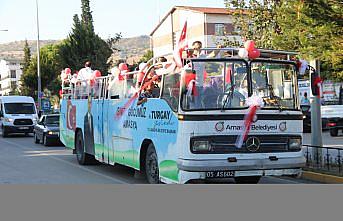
[65,68,72,75]
[249,49,261,59]
[94,70,102,78]
[119,63,128,71]
[244,40,256,52]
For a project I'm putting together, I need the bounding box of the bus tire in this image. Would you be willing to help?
[75,130,96,165]
[330,128,338,137]
[234,176,261,184]
[145,144,160,184]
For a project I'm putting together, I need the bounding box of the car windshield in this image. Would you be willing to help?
[46,116,59,125]
[181,61,248,111]
[4,103,36,114]
[251,62,297,109]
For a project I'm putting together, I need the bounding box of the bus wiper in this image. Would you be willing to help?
[221,85,235,111]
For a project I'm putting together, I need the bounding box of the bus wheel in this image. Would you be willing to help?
[330,128,338,137]
[234,176,261,184]
[145,144,160,184]
[75,131,96,165]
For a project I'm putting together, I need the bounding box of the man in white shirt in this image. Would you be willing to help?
[77,61,93,96]
[77,61,93,82]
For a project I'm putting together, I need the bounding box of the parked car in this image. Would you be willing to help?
[0,96,38,137]
[33,114,61,146]
[322,102,343,137]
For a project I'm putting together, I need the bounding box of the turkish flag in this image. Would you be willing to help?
[173,21,188,68]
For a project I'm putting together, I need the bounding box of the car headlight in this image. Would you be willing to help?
[289,138,302,151]
[47,131,58,135]
[4,117,14,123]
[192,140,211,153]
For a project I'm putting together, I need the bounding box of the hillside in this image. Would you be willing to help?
[0,35,150,63]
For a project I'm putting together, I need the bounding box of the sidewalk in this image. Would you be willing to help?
[301,170,343,184]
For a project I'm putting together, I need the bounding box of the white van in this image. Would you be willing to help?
[0,96,38,137]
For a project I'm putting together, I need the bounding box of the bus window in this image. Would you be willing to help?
[182,61,248,111]
[161,72,180,112]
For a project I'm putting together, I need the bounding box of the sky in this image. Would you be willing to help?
[0,0,225,43]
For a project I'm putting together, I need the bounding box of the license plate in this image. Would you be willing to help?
[19,127,29,130]
[206,171,235,179]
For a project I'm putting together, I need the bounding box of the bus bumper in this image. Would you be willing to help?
[177,156,305,184]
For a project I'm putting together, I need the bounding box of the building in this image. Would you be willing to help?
[0,59,23,96]
[150,6,243,57]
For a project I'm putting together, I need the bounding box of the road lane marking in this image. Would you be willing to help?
[0,138,130,184]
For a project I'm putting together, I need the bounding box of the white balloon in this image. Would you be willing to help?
[238,48,249,58]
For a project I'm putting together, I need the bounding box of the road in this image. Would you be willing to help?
[0,134,320,184]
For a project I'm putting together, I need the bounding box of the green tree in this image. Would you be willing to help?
[225,0,281,48]
[138,50,153,63]
[20,44,63,98]
[273,0,343,80]
[225,0,343,81]
[22,40,31,72]
[59,0,114,74]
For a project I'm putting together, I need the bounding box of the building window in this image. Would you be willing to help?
[215,24,225,36]
[10,70,16,78]
[10,81,17,90]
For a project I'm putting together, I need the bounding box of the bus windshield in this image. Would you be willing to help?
[4,103,36,114]
[181,61,249,111]
[181,60,297,111]
[251,62,297,109]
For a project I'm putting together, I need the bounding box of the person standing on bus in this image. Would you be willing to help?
[77,61,94,96]
[77,61,93,82]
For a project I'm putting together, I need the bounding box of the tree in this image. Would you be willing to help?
[138,50,153,63]
[225,0,343,81]
[59,0,114,74]
[22,40,31,72]
[20,44,63,98]
[225,0,281,48]
[273,0,343,80]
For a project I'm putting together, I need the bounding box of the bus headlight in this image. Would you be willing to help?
[192,140,211,153]
[289,138,302,151]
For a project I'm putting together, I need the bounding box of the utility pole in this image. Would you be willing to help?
[35,0,42,111]
[310,59,323,166]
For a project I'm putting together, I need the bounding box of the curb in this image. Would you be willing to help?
[301,171,343,184]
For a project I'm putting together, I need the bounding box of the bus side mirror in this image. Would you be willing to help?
[309,66,320,96]
[0,111,3,118]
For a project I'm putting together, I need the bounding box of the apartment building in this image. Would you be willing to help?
[0,59,23,96]
[150,6,243,57]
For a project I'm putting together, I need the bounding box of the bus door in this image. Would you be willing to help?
[93,79,105,162]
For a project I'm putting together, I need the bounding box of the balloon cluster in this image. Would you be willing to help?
[89,70,102,86]
[238,40,261,60]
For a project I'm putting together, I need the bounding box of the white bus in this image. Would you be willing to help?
[60,48,305,184]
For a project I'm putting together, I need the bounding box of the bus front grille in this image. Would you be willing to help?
[190,135,301,154]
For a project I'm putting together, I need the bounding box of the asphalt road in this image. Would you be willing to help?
[0,134,319,184]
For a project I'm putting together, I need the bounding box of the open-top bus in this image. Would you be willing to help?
[60,48,306,184]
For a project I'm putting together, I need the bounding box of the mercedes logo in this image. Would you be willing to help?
[245,137,261,152]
